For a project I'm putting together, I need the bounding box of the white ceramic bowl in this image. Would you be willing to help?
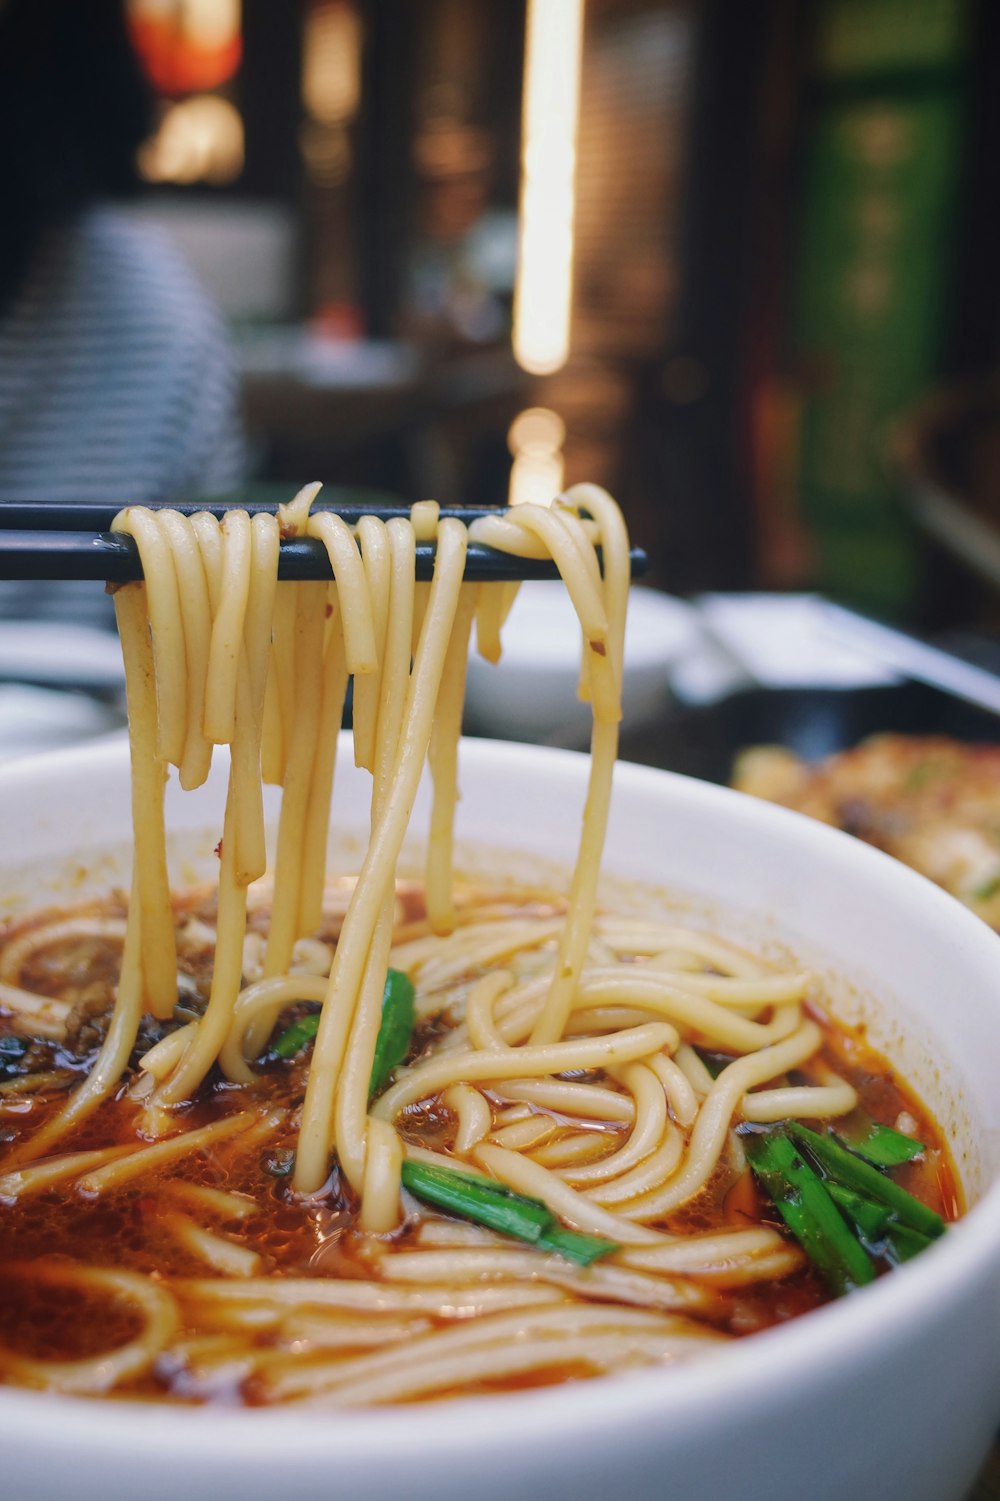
[464,583,698,741]
[2,735,1000,1501]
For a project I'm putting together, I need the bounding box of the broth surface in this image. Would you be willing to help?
[0,884,958,1406]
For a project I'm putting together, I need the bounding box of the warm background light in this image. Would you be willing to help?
[507,406,566,507]
[127,0,242,95]
[512,0,585,377]
[302,1,362,127]
[138,94,244,185]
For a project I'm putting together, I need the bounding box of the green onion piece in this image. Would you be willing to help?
[787,1123,944,1240]
[826,1182,893,1241]
[401,1161,552,1241]
[835,1113,925,1168]
[827,1183,935,1266]
[881,1222,934,1266]
[400,1160,618,1266]
[369,968,416,1099]
[535,1226,620,1267]
[272,967,414,1084]
[745,1130,874,1296]
[272,1010,320,1059]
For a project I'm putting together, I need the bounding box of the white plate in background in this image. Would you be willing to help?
[0,684,124,762]
[0,622,124,689]
[464,584,698,742]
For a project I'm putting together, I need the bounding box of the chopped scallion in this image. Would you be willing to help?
[825,1182,893,1241]
[835,1113,925,1168]
[369,969,415,1099]
[272,1010,320,1060]
[787,1123,944,1240]
[745,1129,874,1296]
[400,1160,618,1267]
[535,1225,619,1267]
[271,967,415,1098]
[881,1222,934,1265]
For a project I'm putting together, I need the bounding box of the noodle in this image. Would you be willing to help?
[0,485,955,1405]
[0,1263,179,1393]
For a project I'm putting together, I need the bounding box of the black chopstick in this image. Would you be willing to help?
[0,501,521,531]
[0,520,647,584]
[0,500,647,583]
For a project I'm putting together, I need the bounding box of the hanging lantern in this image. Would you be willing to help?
[127,0,242,97]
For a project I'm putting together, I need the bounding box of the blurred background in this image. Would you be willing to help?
[5,0,1000,769]
[106,0,1000,621]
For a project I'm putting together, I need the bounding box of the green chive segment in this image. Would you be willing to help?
[825,1182,893,1241]
[273,1010,320,1060]
[746,1116,945,1296]
[400,1160,618,1267]
[368,968,416,1099]
[744,1130,874,1295]
[272,968,416,1099]
[834,1113,925,1168]
[536,1225,619,1264]
[787,1123,944,1240]
[881,1223,934,1265]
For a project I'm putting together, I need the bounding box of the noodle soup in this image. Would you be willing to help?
[0,872,959,1404]
[0,738,999,1501]
[0,489,998,1501]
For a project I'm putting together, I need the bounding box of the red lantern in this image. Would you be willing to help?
[127,1,242,97]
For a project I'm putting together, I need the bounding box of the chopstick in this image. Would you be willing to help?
[0,504,648,584]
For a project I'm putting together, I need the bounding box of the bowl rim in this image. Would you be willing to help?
[0,736,999,1462]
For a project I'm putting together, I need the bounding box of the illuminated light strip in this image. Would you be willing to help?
[513,0,586,376]
[507,407,566,507]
